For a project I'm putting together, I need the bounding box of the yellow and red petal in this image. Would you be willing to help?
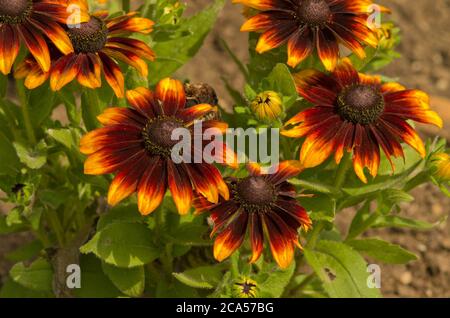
[108,155,149,206]
[380,116,426,158]
[185,164,219,204]
[249,213,264,263]
[246,162,262,176]
[107,16,154,36]
[97,107,146,128]
[381,82,406,94]
[213,211,248,262]
[352,126,380,183]
[50,53,80,91]
[287,27,313,68]
[315,28,339,71]
[200,163,230,200]
[178,104,218,125]
[293,69,339,106]
[384,90,443,128]
[101,47,148,77]
[262,214,295,269]
[126,87,158,118]
[256,22,296,54]
[98,51,125,98]
[0,25,20,75]
[18,24,51,72]
[155,78,186,115]
[167,161,193,215]
[241,11,290,32]
[77,53,102,89]
[232,0,290,10]
[369,125,404,171]
[332,58,360,87]
[210,200,240,236]
[23,63,49,89]
[193,194,216,215]
[30,19,73,55]
[79,124,142,155]
[106,38,155,61]
[267,160,303,185]
[299,116,342,168]
[85,146,145,176]
[137,157,167,215]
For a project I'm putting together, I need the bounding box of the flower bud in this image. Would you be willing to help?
[233,277,258,298]
[250,91,283,122]
[432,153,450,181]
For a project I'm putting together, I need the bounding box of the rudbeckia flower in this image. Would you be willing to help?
[80,78,236,215]
[49,0,155,97]
[0,0,83,75]
[234,0,389,70]
[282,59,443,183]
[194,161,312,269]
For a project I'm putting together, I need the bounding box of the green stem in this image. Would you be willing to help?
[46,210,65,247]
[230,252,240,279]
[305,221,324,250]
[122,0,130,12]
[17,81,36,144]
[82,89,102,131]
[0,98,21,141]
[334,152,351,189]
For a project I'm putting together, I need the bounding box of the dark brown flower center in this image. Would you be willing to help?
[235,176,276,212]
[0,0,32,24]
[142,117,184,157]
[67,17,108,53]
[298,0,331,27]
[337,85,385,125]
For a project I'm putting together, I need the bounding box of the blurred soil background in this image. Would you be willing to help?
[1,0,449,297]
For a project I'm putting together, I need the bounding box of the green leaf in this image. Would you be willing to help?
[0,278,53,298]
[47,128,80,150]
[6,240,43,262]
[0,131,20,175]
[148,0,226,84]
[172,265,224,289]
[80,222,160,268]
[372,215,440,230]
[73,254,122,298]
[347,238,417,264]
[258,262,295,298]
[299,194,335,223]
[27,84,57,126]
[304,240,381,298]
[10,258,53,292]
[263,63,298,108]
[166,223,211,246]
[102,263,145,297]
[96,204,143,231]
[13,140,47,170]
[290,178,336,194]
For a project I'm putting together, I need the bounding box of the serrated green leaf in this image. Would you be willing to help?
[102,263,145,297]
[13,140,47,170]
[172,265,224,289]
[372,215,440,230]
[304,240,381,298]
[6,240,43,262]
[73,254,122,298]
[80,222,160,268]
[0,131,20,175]
[347,238,417,264]
[258,262,295,298]
[10,258,53,292]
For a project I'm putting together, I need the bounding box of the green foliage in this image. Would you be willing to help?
[80,222,160,268]
[304,241,381,298]
[347,238,417,264]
